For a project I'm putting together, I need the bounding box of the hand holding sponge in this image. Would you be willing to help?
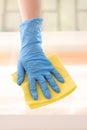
[12,54,77,109]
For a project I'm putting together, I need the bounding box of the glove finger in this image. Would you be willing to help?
[51,68,64,83]
[17,61,25,85]
[28,77,38,100]
[45,72,60,92]
[37,76,51,99]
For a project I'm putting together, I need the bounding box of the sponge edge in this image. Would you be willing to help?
[12,54,77,109]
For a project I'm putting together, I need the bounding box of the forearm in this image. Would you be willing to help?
[18,0,41,21]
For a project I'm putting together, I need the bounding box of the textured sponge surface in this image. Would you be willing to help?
[12,54,77,109]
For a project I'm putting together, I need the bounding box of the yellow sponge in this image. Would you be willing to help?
[12,54,77,109]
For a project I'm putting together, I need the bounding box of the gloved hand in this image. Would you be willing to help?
[17,18,64,100]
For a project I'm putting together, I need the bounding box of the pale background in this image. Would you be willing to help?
[0,0,87,128]
[0,0,87,31]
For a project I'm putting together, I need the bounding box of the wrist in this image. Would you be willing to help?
[21,43,44,56]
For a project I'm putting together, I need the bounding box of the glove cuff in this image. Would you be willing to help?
[20,17,43,28]
[20,17,43,46]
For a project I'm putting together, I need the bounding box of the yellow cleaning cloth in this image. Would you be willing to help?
[12,54,77,109]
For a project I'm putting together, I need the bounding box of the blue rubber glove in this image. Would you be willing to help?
[17,18,64,100]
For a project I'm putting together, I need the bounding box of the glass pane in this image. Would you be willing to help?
[0,0,4,14]
[5,13,21,31]
[7,0,19,11]
[42,12,58,31]
[60,0,75,30]
[78,0,87,9]
[42,0,57,11]
[78,12,87,30]
[0,15,2,31]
